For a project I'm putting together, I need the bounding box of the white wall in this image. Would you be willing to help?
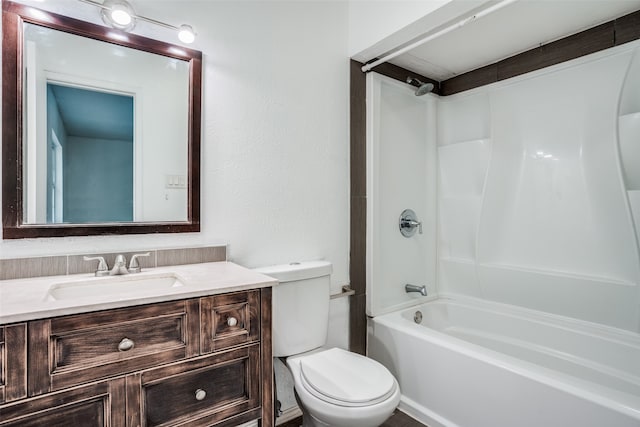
[0,1,350,345]
[437,42,640,331]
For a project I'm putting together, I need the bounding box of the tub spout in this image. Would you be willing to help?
[405,284,427,296]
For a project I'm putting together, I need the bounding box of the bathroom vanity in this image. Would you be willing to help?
[0,262,275,427]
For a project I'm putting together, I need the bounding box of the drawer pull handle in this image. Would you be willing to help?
[118,338,135,352]
[227,316,238,327]
[195,389,207,401]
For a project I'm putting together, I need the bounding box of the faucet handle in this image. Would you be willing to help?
[84,256,109,277]
[399,209,423,237]
[128,252,151,273]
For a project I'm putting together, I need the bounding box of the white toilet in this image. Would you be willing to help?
[255,261,400,427]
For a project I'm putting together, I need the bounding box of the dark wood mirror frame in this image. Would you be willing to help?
[2,1,201,239]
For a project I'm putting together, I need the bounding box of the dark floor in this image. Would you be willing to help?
[277,409,428,427]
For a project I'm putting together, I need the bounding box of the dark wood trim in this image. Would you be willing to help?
[441,10,640,95]
[27,319,51,396]
[260,287,274,427]
[350,60,367,199]
[3,323,28,402]
[0,327,4,403]
[1,1,202,239]
[349,294,367,355]
[2,5,21,238]
[440,63,497,97]
[125,372,143,427]
[186,299,201,358]
[349,60,367,355]
[615,9,640,45]
[369,61,441,96]
[109,377,127,427]
[498,22,614,82]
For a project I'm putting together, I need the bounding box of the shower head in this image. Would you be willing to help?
[406,77,434,96]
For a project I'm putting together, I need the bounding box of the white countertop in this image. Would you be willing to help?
[0,261,277,324]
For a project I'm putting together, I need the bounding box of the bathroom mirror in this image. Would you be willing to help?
[2,1,202,239]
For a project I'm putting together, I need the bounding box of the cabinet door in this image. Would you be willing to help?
[0,324,27,404]
[127,345,261,427]
[29,299,200,394]
[200,290,260,352]
[0,378,125,427]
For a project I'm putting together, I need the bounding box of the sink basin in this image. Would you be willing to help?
[45,273,186,301]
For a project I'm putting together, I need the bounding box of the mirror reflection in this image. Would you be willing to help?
[23,22,190,224]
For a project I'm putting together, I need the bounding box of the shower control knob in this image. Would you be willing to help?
[399,209,423,237]
[195,389,207,401]
[118,338,135,352]
[227,316,238,327]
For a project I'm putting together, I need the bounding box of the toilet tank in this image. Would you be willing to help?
[255,261,332,357]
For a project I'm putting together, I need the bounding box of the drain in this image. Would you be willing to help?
[414,310,423,324]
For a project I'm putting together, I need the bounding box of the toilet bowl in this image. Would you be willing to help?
[254,261,400,427]
[286,347,401,427]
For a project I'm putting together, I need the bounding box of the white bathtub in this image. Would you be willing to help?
[368,297,640,427]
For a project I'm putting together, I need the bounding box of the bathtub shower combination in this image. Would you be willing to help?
[365,40,640,426]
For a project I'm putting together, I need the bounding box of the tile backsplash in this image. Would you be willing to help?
[0,246,227,280]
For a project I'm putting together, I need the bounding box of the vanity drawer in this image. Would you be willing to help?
[200,290,260,352]
[30,300,199,393]
[129,344,261,427]
[0,378,125,427]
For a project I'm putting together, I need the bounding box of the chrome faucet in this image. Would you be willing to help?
[84,253,151,276]
[405,284,427,296]
[110,254,129,275]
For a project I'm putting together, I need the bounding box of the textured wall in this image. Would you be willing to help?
[1,1,349,283]
[1,1,350,346]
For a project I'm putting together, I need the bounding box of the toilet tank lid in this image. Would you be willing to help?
[254,260,332,283]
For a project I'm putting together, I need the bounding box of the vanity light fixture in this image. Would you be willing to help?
[178,24,196,44]
[78,0,196,44]
[100,0,135,31]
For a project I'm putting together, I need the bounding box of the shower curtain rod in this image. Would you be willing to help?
[361,0,519,73]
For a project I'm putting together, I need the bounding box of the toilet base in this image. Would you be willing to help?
[302,410,330,427]
[301,409,388,427]
[293,389,391,427]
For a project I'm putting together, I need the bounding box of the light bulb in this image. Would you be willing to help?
[111,7,132,26]
[178,24,195,44]
[101,0,136,32]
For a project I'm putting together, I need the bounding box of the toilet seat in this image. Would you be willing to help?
[298,348,397,408]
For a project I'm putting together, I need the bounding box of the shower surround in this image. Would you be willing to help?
[436,39,640,331]
[366,39,640,426]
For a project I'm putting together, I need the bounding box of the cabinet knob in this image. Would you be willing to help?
[118,337,135,352]
[195,389,207,401]
[227,316,238,327]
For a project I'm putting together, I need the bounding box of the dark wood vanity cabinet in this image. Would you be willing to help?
[0,323,27,404]
[0,288,273,427]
